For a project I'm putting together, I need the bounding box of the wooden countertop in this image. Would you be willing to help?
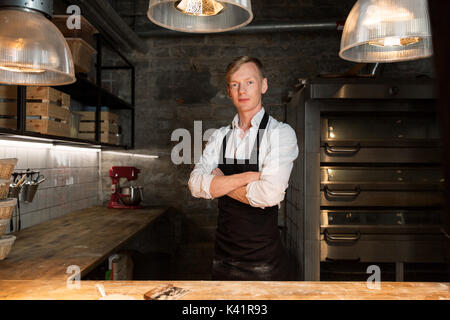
[0,280,448,300]
[0,205,168,280]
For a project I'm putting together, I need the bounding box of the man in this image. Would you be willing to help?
[188,56,299,281]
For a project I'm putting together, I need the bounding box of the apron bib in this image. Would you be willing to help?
[212,112,291,281]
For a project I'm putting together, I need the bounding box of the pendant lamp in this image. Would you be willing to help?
[339,0,433,63]
[0,0,75,85]
[147,0,253,33]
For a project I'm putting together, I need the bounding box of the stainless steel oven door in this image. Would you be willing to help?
[320,167,445,207]
[321,209,444,234]
[321,145,442,164]
[320,115,442,163]
[321,115,440,146]
[320,233,446,263]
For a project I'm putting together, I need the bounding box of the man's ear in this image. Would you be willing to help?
[261,77,268,94]
[227,84,231,98]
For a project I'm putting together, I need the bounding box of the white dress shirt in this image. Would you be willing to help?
[188,107,299,209]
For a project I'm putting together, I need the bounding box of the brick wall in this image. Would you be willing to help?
[101,0,435,280]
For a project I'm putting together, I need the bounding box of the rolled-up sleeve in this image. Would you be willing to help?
[246,123,299,208]
[188,129,222,199]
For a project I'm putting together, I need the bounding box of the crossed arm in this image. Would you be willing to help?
[188,123,299,208]
[209,168,260,205]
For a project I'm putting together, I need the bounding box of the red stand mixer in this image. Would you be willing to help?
[107,166,144,209]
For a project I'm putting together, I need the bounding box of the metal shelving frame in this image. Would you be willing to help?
[0,33,136,150]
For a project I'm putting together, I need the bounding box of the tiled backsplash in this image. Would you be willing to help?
[0,144,100,232]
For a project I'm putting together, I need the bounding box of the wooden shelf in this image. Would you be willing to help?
[0,34,135,148]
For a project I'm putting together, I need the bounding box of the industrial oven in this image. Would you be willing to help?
[285,77,448,281]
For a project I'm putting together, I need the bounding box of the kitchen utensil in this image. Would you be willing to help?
[15,174,27,188]
[119,186,143,206]
[8,185,21,199]
[107,166,143,209]
[21,182,39,203]
[33,174,43,183]
[35,178,46,185]
[0,235,16,261]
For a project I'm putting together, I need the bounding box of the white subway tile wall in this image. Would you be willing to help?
[1,145,100,233]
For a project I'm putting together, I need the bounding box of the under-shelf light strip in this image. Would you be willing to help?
[0,139,100,152]
[0,139,158,157]
[101,151,159,159]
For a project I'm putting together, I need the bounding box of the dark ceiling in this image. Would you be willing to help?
[108,0,357,31]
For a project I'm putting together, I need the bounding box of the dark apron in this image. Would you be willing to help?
[211,112,291,281]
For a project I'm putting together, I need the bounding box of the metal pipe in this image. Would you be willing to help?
[137,21,341,37]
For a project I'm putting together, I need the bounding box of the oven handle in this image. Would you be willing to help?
[325,143,360,155]
[324,185,361,198]
[324,229,360,242]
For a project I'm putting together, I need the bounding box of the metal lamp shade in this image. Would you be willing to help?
[0,8,75,85]
[147,0,253,33]
[339,0,433,63]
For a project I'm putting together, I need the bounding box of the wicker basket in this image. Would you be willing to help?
[0,218,9,237]
[0,159,18,180]
[0,179,11,200]
[0,198,17,220]
[0,235,16,261]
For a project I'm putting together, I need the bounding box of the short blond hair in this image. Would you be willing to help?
[225,56,264,83]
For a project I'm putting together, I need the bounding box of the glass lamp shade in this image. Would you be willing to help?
[339,0,433,63]
[0,8,75,86]
[147,0,253,33]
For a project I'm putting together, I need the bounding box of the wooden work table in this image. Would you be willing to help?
[0,205,168,280]
[0,280,448,300]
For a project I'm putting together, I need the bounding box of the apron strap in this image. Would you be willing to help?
[250,112,269,166]
[220,126,233,165]
[221,112,270,166]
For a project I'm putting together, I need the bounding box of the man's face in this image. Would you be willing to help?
[227,62,268,114]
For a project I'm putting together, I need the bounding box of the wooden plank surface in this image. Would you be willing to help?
[0,280,448,300]
[77,111,119,122]
[78,132,118,144]
[0,205,168,280]
[79,121,119,133]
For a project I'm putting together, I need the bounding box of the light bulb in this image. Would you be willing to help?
[176,0,224,16]
[369,36,422,47]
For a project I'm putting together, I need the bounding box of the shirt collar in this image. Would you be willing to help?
[231,107,265,129]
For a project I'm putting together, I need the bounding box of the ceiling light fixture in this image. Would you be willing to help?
[339,0,433,63]
[147,0,253,33]
[0,0,76,85]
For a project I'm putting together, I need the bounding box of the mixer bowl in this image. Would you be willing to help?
[120,186,143,206]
